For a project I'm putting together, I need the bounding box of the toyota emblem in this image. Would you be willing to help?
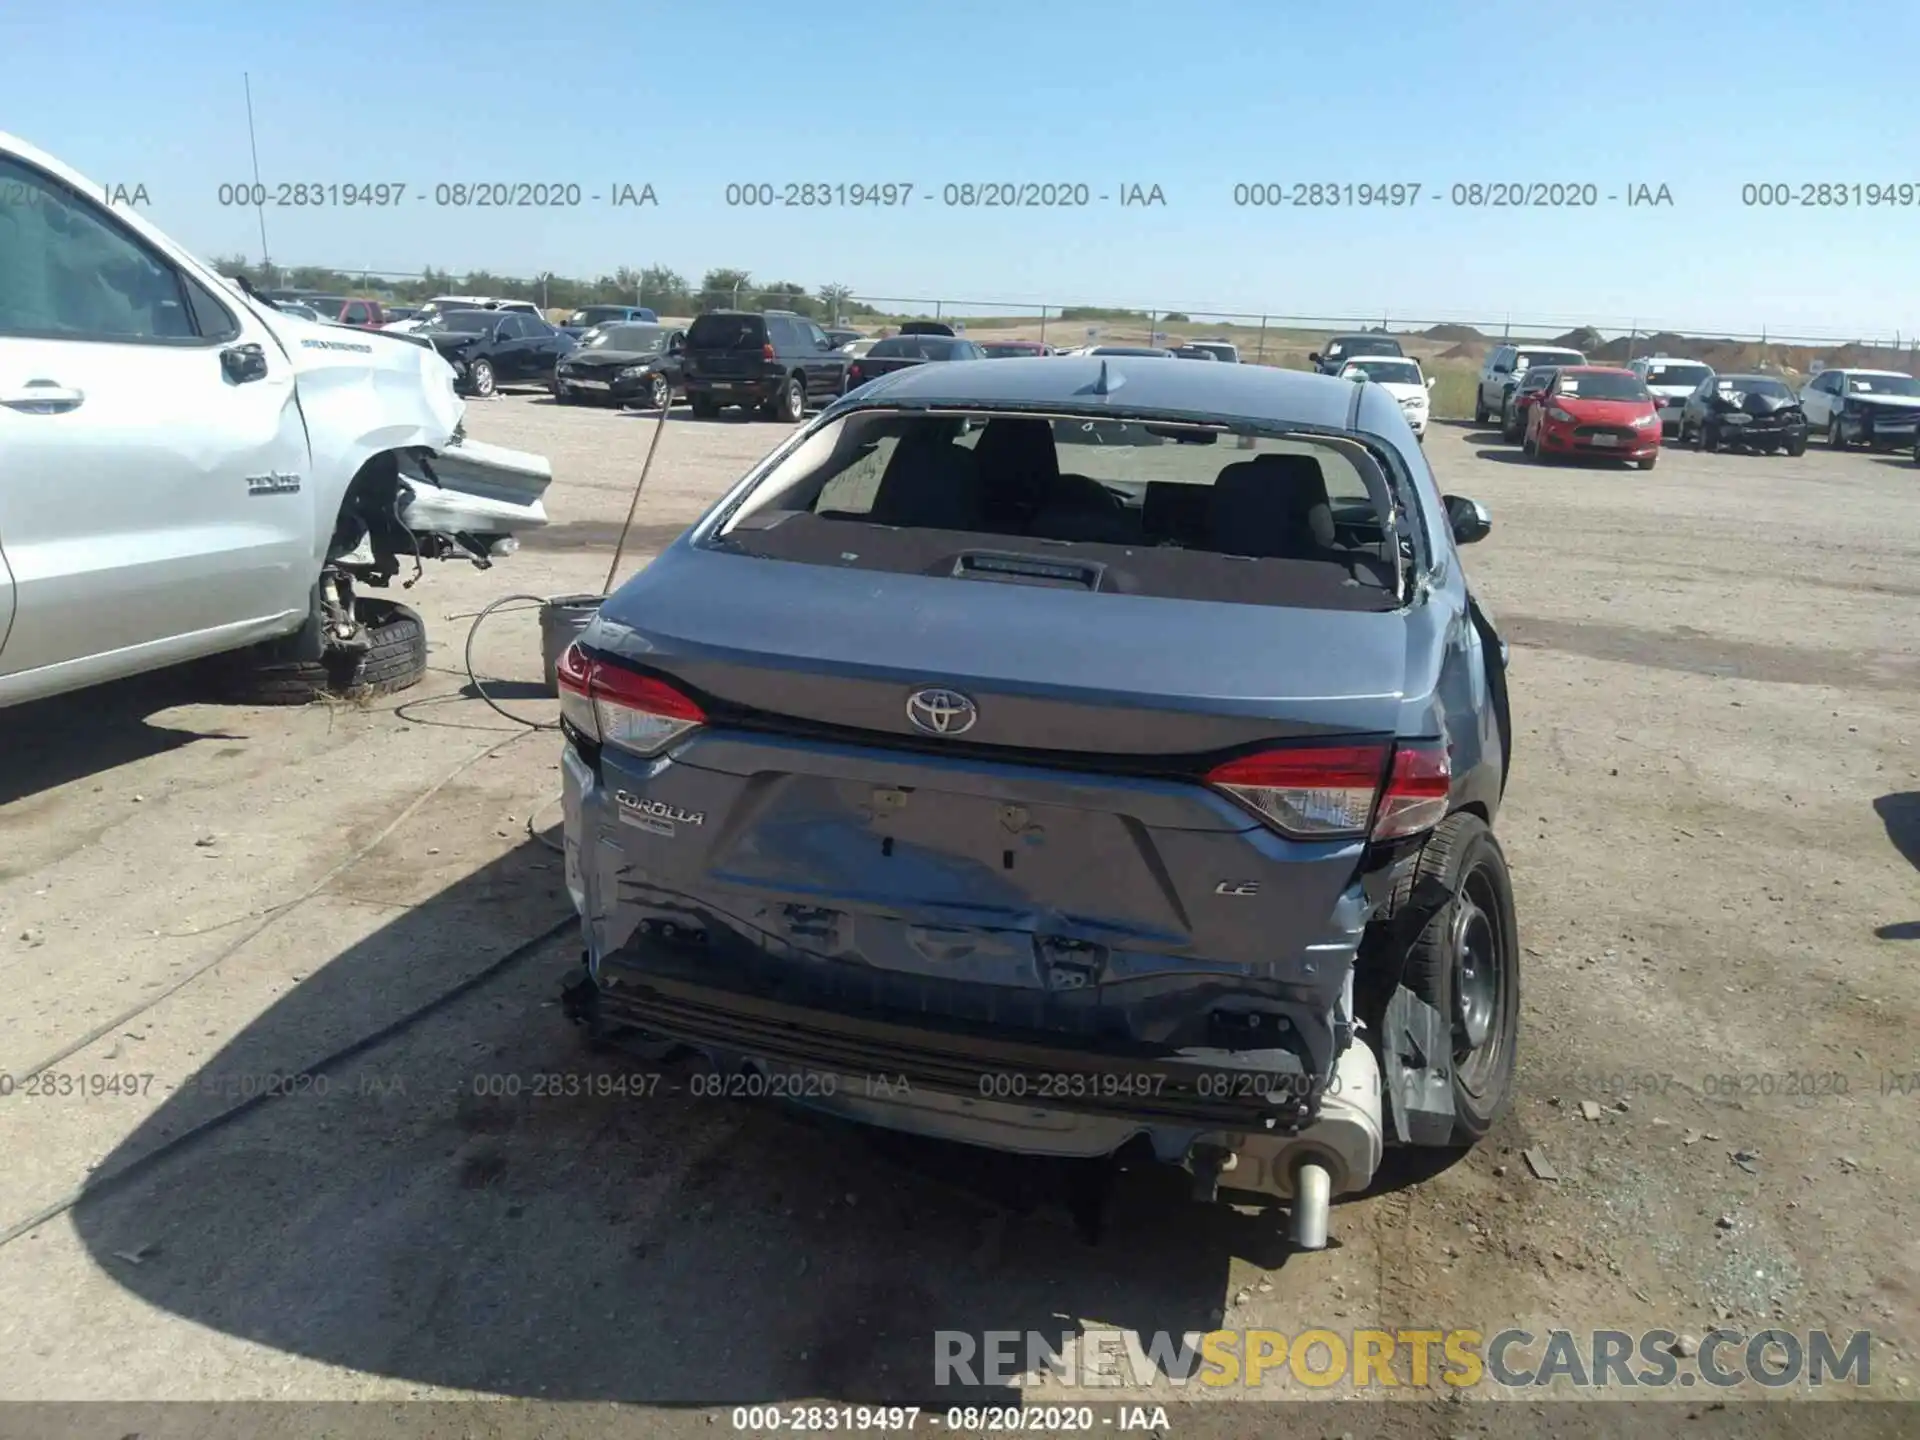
[906,687,978,737]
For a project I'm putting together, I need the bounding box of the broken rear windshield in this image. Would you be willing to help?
[709,410,1408,612]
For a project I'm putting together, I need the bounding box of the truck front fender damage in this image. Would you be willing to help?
[327,441,551,588]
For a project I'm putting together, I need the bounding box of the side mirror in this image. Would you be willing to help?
[220,343,269,385]
[1307,352,1321,365]
[1444,495,1492,546]
[1425,375,1436,389]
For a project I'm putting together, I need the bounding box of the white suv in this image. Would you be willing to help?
[1799,367,1920,449]
[1629,356,1714,436]
[1475,343,1586,427]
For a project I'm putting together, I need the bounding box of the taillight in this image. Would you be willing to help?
[1371,742,1451,840]
[761,341,776,361]
[1204,740,1450,841]
[555,643,705,758]
[1206,743,1388,838]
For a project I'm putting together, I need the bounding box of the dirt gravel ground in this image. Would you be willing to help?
[0,391,1916,1432]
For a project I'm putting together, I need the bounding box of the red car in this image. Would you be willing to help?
[1523,365,1662,469]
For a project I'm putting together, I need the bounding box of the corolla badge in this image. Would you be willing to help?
[906,687,978,737]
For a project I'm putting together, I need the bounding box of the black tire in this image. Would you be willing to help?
[468,358,496,398]
[1635,455,1657,471]
[553,385,575,405]
[1391,813,1520,1144]
[215,598,427,706]
[1828,418,1847,449]
[689,394,720,419]
[1473,392,1488,425]
[647,372,670,410]
[773,374,805,423]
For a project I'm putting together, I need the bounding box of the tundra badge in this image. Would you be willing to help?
[245,472,302,496]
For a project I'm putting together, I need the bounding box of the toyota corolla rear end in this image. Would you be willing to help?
[556,375,1470,1237]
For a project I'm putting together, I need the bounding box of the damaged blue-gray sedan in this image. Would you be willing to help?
[556,355,1518,1249]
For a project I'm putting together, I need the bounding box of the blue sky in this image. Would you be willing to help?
[10,0,1920,337]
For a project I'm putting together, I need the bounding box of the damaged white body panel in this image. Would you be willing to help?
[0,130,549,709]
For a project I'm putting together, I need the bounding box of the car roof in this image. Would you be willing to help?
[1714,373,1780,383]
[1833,368,1911,378]
[1557,366,1636,376]
[825,355,1376,430]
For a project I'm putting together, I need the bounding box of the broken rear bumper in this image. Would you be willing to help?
[575,932,1383,1198]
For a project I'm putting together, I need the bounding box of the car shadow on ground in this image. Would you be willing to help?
[71,835,1315,1403]
[1472,449,1652,471]
[1873,793,1920,940]
[0,667,245,809]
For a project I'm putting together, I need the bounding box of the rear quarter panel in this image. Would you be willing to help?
[1373,410,1505,824]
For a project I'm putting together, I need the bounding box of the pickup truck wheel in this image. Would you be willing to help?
[468,359,496,398]
[215,598,428,706]
[553,384,576,405]
[689,394,720,419]
[1828,418,1846,449]
[1473,393,1488,424]
[1394,813,1520,1144]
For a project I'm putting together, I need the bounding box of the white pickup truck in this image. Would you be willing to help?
[0,132,553,708]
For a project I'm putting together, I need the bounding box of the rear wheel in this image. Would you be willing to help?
[1473,392,1488,424]
[689,394,721,419]
[1395,813,1520,1144]
[214,597,427,706]
[773,374,805,423]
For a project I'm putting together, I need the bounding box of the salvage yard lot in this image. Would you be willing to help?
[1,397,1916,1413]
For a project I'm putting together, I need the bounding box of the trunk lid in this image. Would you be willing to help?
[595,543,1409,752]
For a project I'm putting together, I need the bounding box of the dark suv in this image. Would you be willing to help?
[681,310,849,421]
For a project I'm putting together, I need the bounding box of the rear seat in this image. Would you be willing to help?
[1143,481,1213,547]
[1207,453,1342,561]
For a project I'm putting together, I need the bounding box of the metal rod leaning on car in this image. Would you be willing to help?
[603,379,678,594]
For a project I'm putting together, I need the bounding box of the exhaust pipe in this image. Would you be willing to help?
[1290,1156,1333,1251]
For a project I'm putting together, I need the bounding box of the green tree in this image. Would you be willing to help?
[639,265,691,313]
[818,283,853,323]
[699,268,753,311]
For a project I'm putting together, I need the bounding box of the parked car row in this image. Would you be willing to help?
[1473,342,1920,465]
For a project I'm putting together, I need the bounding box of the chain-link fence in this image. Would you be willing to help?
[233,263,1920,376]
